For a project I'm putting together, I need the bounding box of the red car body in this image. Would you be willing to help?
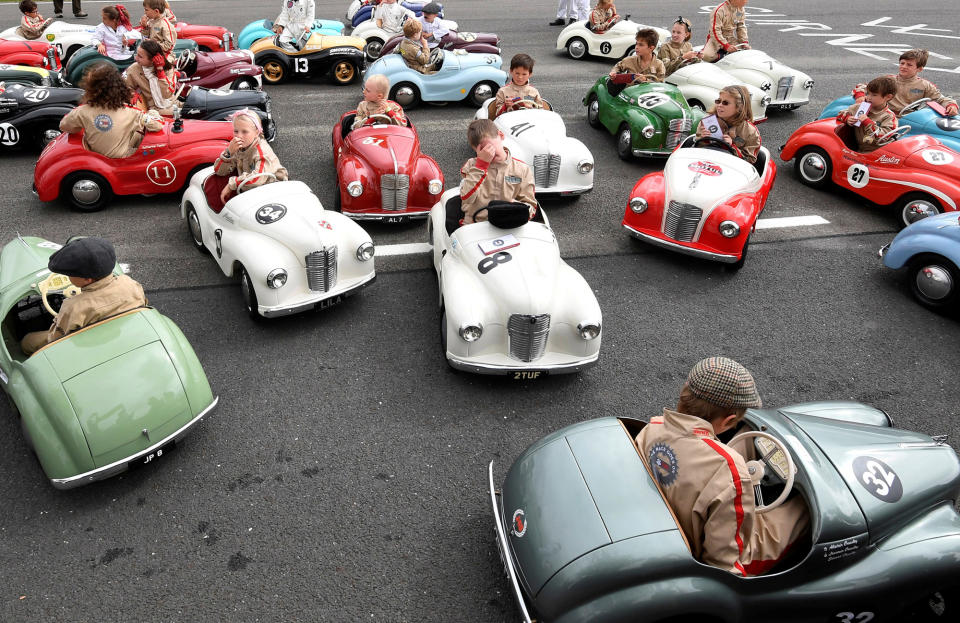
[0,39,61,70]
[174,22,235,53]
[332,110,444,223]
[177,49,263,90]
[622,141,777,265]
[34,119,232,209]
[780,119,960,225]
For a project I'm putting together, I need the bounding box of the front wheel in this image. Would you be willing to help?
[330,59,358,85]
[364,38,384,61]
[390,82,421,108]
[468,81,497,107]
[186,206,209,254]
[566,36,587,60]
[616,123,633,161]
[793,146,831,189]
[260,57,287,84]
[896,193,941,229]
[230,77,258,90]
[726,235,750,272]
[239,265,264,321]
[907,254,958,311]
[586,94,601,129]
[62,171,112,212]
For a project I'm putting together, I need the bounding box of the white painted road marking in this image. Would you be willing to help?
[754,215,830,230]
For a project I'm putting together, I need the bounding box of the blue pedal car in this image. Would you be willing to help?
[880,211,960,311]
[819,95,960,152]
[346,1,442,28]
[237,19,345,50]
[366,48,506,108]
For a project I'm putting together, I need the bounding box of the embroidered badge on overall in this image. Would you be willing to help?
[505,175,522,184]
[649,443,679,487]
[94,114,113,132]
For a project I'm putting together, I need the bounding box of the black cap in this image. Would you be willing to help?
[48,237,116,279]
[423,2,441,14]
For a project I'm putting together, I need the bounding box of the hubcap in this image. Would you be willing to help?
[618,129,631,153]
[71,179,101,205]
[335,61,354,82]
[188,212,202,245]
[902,200,939,225]
[472,83,493,101]
[915,265,953,301]
[263,62,283,81]
[800,153,826,182]
[366,40,382,59]
[236,80,252,90]
[568,40,586,59]
[394,86,416,107]
[588,100,599,123]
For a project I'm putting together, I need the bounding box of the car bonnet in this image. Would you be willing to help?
[664,147,760,208]
[501,418,679,596]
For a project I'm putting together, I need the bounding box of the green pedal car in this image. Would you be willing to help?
[0,237,218,489]
[584,75,705,160]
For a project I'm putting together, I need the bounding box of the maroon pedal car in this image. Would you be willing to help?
[0,39,61,70]
[379,30,500,56]
[332,110,444,223]
[33,118,232,212]
[175,49,263,90]
[174,21,236,53]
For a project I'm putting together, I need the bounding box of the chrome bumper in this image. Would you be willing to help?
[448,351,599,376]
[623,223,740,263]
[260,273,376,318]
[340,210,430,221]
[51,396,219,489]
[488,462,534,623]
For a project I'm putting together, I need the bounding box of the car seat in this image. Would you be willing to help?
[444,194,463,235]
[203,174,230,213]
[341,112,357,138]
[753,147,767,176]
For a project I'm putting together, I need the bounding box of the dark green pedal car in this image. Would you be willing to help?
[0,236,217,489]
[490,401,960,622]
[63,39,198,87]
[584,75,705,160]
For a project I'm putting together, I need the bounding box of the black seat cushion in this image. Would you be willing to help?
[341,113,356,139]
[445,195,464,235]
[485,201,532,229]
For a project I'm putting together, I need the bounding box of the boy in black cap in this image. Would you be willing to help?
[21,237,148,356]
[635,356,809,576]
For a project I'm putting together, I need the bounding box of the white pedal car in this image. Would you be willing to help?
[556,19,668,60]
[0,20,102,61]
[666,61,771,122]
[475,98,593,197]
[711,48,814,110]
[181,169,376,319]
[428,189,602,376]
[352,9,457,60]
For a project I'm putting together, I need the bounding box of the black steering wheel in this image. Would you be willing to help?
[693,135,739,157]
[428,47,443,69]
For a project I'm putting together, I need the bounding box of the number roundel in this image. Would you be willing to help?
[600,41,612,55]
[0,122,21,146]
[478,251,512,275]
[852,456,902,503]
[146,159,178,186]
[846,163,869,189]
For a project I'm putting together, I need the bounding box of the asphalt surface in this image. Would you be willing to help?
[1,1,959,621]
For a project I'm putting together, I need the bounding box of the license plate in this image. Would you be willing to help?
[128,440,174,471]
[383,215,408,224]
[317,294,344,310]
[511,370,546,380]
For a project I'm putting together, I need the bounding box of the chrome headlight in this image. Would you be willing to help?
[642,125,656,139]
[428,179,443,195]
[459,323,483,342]
[577,159,593,174]
[803,79,815,89]
[761,95,771,107]
[266,268,288,289]
[629,197,647,214]
[719,220,740,238]
[347,181,363,197]
[577,323,601,340]
[356,241,375,261]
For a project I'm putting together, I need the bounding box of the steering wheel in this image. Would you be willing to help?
[36,273,81,317]
[693,135,739,157]
[237,172,278,192]
[877,124,911,146]
[428,46,443,70]
[364,113,398,126]
[175,49,192,71]
[728,430,796,513]
[897,98,930,117]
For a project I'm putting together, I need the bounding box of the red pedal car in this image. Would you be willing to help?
[0,39,61,70]
[781,119,960,228]
[332,110,444,223]
[174,21,236,53]
[33,118,232,212]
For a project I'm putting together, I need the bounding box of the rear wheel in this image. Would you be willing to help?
[230,77,258,90]
[364,37,384,61]
[239,265,264,321]
[896,192,942,229]
[186,206,208,254]
[586,94,601,129]
[907,254,958,310]
[616,123,633,161]
[566,37,587,60]
[468,81,498,107]
[794,146,831,189]
[903,585,960,621]
[390,82,421,108]
[62,171,111,212]
[330,59,358,85]
[260,57,287,84]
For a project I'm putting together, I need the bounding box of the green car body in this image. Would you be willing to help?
[63,39,198,88]
[584,76,706,159]
[0,237,217,489]
[490,401,960,622]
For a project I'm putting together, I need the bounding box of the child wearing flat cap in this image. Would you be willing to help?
[21,237,148,356]
[635,356,809,576]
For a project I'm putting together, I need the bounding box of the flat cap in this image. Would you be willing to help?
[48,237,116,279]
[686,356,761,409]
[422,2,442,14]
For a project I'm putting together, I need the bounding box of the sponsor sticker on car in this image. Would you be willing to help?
[688,161,722,176]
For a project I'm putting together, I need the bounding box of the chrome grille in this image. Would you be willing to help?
[533,154,561,187]
[777,76,794,101]
[380,174,410,211]
[508,314,550,362]
[305,247,338,292]
[663,201,702,242]
[666,117,693,149]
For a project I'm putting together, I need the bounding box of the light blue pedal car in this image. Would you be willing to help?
[237,19,345,50]
[820,95,960,152]
[366,48,506,108]
[880,211,960,311]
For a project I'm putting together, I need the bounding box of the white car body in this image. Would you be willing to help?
[474,99,593,196]
[0,21,106,61]
[713,49,814,109]
[666,61,771,122]
[351,9,458,60]
[181,169,376,319]
[556,19,669,60]
[428,189,602,376]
